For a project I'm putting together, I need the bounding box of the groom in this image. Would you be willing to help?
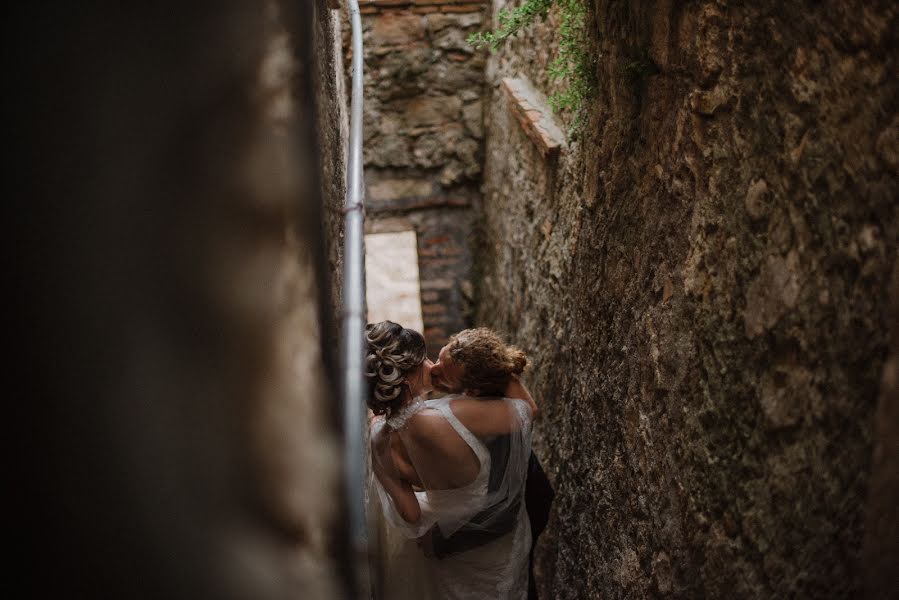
[425,329,555,600]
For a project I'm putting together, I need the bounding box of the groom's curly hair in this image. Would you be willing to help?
[446,328,527,396]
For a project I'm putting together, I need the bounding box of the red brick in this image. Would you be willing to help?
[421,258,462,268]
[420,278,455,290]
[422,313,453,324]
[423,235,451,246]
[411,5,439,12]
[439,4,483,12]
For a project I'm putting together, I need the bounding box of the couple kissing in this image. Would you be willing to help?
[366,321,554,600]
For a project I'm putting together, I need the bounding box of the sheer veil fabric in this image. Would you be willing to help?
[367,395,533,599]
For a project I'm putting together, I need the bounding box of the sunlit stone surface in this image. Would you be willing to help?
[366,230,424,332]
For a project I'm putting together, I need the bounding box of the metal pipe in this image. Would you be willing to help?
[341,0,368,595]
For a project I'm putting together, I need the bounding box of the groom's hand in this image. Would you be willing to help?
[416,527,436,558]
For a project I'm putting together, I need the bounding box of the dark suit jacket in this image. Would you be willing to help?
[430,440,554,555]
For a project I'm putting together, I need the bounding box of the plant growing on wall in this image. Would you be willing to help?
[468,0,595,127]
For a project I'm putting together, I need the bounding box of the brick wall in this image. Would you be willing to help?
[358,0,488,16]
[366,208,475,359]
[345,0,487,356]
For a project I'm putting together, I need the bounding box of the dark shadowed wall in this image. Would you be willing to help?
[13,1,347,597]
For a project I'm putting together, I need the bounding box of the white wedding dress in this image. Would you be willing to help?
[367,395,533,600]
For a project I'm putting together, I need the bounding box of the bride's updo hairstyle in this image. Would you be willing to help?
[446,327,527,396]
[365,320,427,416]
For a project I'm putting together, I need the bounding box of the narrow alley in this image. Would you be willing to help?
[13,1,897,599]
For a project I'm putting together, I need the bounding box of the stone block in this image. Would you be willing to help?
[425,61,483,93]
[439,4,484,12]
[462,100,484,139]
[427,12,482,34]
[403,95,463,127]
[744,179,771,220]
[744,250,802,339]
[365,133,413,167]
[372,12,424,46]
[433,27,476,52]
[413,132,450,167]
[367,177,433,200]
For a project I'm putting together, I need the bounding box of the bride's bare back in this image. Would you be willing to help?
[372,407,481,492]
[370,394,535,528]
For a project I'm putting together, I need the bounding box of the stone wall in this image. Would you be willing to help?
[312,0,351,319]
[366,208,476,357]
[475,0,898,597]
[862,260,899,596]
[346,0,489,354]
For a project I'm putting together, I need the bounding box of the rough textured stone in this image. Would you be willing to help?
[371,12,425,45]
[475,0,898,597]
[462,99,484,138]
[744,251,802,339]
[313,0,349,315]
[403,94,463,126]
[367,177,434,200]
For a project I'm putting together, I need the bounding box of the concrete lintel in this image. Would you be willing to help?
[501,76,566,160]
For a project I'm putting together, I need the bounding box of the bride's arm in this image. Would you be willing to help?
[379,472,422,524]
[371,433,422,524]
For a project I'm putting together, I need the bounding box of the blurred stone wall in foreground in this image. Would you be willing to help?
[13,1,347,597]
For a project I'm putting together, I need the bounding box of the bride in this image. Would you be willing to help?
[365,320,536,599]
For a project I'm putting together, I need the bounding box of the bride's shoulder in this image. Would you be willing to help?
[403,406,454,446]
[405,406,444,430]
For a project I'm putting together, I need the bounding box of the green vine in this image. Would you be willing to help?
[468,0,595,130]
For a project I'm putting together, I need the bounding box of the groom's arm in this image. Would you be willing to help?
[427,450,555,558]
[425,434,519,558]
[428,497,521,558]
[424,381,543,560]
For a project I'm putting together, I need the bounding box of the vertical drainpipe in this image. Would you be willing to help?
[341,0,368,596]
